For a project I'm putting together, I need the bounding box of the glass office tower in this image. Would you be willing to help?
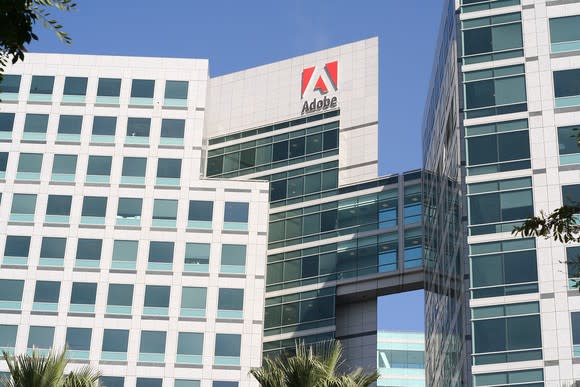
[377,331,425,387]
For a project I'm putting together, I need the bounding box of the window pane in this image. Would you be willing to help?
[27,326,54,349]
[0,325,17,349]
[47,195,72,215]
[188,201,213,221]
[82,196,107,217]
[127,118,151,137]
[465,79,495,109]
[5,236,30,257]
[112,240,138,262]
[507,315,541,350]
[122,157,146,177]
[185,243,210,264]
[63,77,88,96]
[76,239,102,260]
[58,115,83,134]
[102,329,129,352]
[498,131,530,161]
[181,287,206,309]
[100,377,124,387]
[34,281,60,303]
[107,284,133,306]
[30,76,54,94]
[469,193,500,225]
[157,159,181,178]
[218,289,243,311]
[24,114,48,133]
[554,69,580,98]
[0,75,21,93]
[221,244,246,266]
[0,113,15,132]
[550,15,580,43]
[17,153,42,173]
[161,119,185,138]
[463,27,492,55]
[492,23,523,51]
[71,283,97,304]
[224,202,248,222]
[215,334,241,357]
[504,250,538,284]
[87,156,112,175]
[153,200,177,219]
[11,194,36,214]
[144,285,170,307]
[563,185,580,206]
[494,76,526,105]
[323,130,339,150]
[213,383,237,387]
[0,153,8,171]
[131,79,155,98]
[177,332,203,355]
[93,116,117,136]
[40,237,66,258]
[0,280,24,301]
[165,81,188,99]
[136,379,162,387]
[473,319,506,353]
[65,327,91,350]
[148,241,174,263]
[117,198,142,218]
[501,190,533,220]
[52,155,77,174]
[97,78,121,97]
[140,331,166,353]
[572,312,580,345]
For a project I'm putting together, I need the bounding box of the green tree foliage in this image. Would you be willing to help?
[249,340,380,387]
[1,349,101,387]
[0,0,76,77]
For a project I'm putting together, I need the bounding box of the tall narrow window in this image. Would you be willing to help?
[0,279,24,311]
[558,124,580,165]
[0,325,17,353]
[554,69,580,108]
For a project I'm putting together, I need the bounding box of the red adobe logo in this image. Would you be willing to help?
[301,61,338,98]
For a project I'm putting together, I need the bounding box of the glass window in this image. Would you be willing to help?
[0,325,17,350]
[221,244,246,267]
[112,240,138,264]
[188,201,213,221]
[462,14,523,63]
[572,312,580,350]
[127,117,151,137]
[563,184,580,206]
[17,153,42,173]
[181,287,206,310]
[65,327,91,350]
[23,114,49,133]
[99,377,124,387]
[97,78,121,97]
[550,15,580,52]
[46,195,72,216]
[81,196,107,217]
[136,379,162,387]
[30,76,54,94]
[148,241,174,263]
[87,156,112,176]
[122,157,146,177]
[0,75,21,93]
[76,239,102,261]
[52,155,77,175]
[165,81,188,99]
[131,79,155,98]
[214,334,241,357]
[102,329,129,352]
[0,113,15,132]
[33,281,60,303]
[160,119,185,138]
[27,326,54,349]
[0,279,24,302]
[4,236,30,258]
[554,69,580,98]
[92,116,117,136]
[70,282,97,305]
[558,125,580,163]
[139,331,166,354]
[157,159,181,178]
[11,194,36,214]
[153,199,177,221]
[0,153,7,172]
[117,198,142,219]
[40,237,66,259]
[218,288,243,311]
[224,202,249,223]
[107,284,133,306]
[58,115,83,134]
[144,285,170,307]
[212,383,238,387]
[185,243,210,265]
[63,77,87,96]
[177,332,203,355]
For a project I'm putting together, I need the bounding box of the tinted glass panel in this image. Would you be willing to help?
[148,241,174,263]
[0,280,24,301]
[0,113,15,132]
[23,114,48,133]
[81,196,107,217]
[65,327,91,350]
[92,116,117,135]
[63,77,88,96]
[224,202,248,222]
[152,200,177,219]
[131,79,154,98]
[554,69,580,98]
[127,118,150,137]
[87,156,112,175]
[112,240,138,262]
[157,159,181,178]
[218,288,243,310]
[107,284,133,306]
[99,377,124,387]
[0,75,21,93]
[97,78,121,97]
[52,155,77,174]
[181,287,206,309]
[70,283,97,304]
[177,332,203,355]
[17,153,42,172]
[136,379,162,387]
[11,194,36,214]
[165,81,188,99]
[76,239,102,260]
[161,119,185,138]
[188,201,213,221]
[102,329,129,352]
[4,236,30,257]
[144,285,170,307]
[117,198,142,218]
[221,245,246,266]
[34,281,60,303]
[122,157,146,177]
[550,15,580,43]
[0,153,7,171]
[40,237,66,258]
[185,243,210,264]
[215,334,241,356]
[563,185,580,206]
[27,326,54,349]
[46,195,72,215]
[139,331,166,353]
[30,76,54,94]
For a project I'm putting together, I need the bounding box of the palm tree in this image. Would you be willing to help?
[1,349,101,387]
[250,340,379,387]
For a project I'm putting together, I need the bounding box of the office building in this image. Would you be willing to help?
[424,0,580,386]
[377,331,425,387]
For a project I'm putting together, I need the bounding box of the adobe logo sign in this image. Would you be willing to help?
[301,60,338,115]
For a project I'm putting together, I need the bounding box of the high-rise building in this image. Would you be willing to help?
[424,0,580,386]
[377,331,425,387]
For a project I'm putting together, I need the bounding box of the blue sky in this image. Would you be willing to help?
[29,0,445,332]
